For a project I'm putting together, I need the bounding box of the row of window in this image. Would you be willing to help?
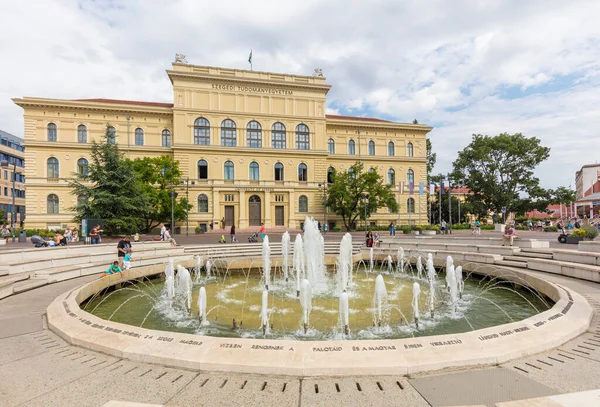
[0,153,24,168]
[46,193,416,214]
[3,170,25,183]
[3,187,25,198]
[328,139,414,157]
[46,121,416,156]
[0,136,25,152]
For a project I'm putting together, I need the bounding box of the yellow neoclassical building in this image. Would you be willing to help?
[13,62,432,231]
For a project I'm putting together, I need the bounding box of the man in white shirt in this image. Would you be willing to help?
[160,224,167,241]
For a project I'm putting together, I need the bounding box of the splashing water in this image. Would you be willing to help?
[303,217,326,289]
[165,259,174,280]
[340,233,353,284]
[455,265,464,299]
[386,255,394,273]
[260,289,270,334]
[397,247,405,272]
[445,256,454,290]
[205,260,212,279]
[447,262,458,314]
[262,235,271,289]
[176,265,193,310]
[282,231,290,282]
[427,253,436,317]
[166,275,175,299]
[195,256,203,282]
[369,247,374,272]
[417,256,423,279]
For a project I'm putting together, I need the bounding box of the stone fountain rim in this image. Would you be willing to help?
[46,255,592,376]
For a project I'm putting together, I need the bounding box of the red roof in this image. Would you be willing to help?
[73,98,174,108]
[325,114,391,123]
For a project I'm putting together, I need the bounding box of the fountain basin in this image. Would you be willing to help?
[47,254,592,376]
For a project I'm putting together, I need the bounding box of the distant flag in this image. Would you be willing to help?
[248,50,253,70]
[419,182,425,195]
[429,181,435,195]
[399,181,404,194]
[409,182,414,195]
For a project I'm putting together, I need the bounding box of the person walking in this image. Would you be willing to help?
[441,220,447,234]
[230,224,237,243]
[1,223,9,244]
[474,219,481,235]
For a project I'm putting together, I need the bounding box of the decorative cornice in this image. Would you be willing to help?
[12,97,173,116]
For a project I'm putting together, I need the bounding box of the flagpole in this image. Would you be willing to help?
[397,182,401,226]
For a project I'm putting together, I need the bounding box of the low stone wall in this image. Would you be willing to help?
[47,252,592,377]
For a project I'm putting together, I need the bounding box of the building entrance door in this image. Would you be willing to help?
[248,195,261,226]
[224,206,234,227]
[275,206,284,226]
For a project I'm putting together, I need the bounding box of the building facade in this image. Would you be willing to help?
[13,62,432,231]
[0,130,26,226]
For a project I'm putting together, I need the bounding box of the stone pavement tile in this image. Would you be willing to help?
[21,360,197,407]
[409,367,557,407]
[505,347,600,394]
[167,372,300,407]
[0,314,43,338]
[0,329,68,365]
[495,389,600,407]
[0,345,119,406]
[300,377,429,407]
[103,403,163,407]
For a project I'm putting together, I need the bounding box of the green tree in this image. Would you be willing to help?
[551,186,576,208]
[431,195,470,224]
[426,138,436,182]
[131,155,190,233]
[452,133,550,219]
[326,161,399,231]
[70,125,149,235]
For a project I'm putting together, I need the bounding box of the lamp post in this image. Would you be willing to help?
[361,193,370,230]
[180,178,195,236]
[126,114,131,158]
[169,187,178,236]
[318,182,328,233]
[0,160,17,242]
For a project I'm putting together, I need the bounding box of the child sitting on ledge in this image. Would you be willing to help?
[103,261,122,276]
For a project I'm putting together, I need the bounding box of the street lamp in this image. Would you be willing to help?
[180,178,195,236]
[361,193,370,230]
[318,182,328,233]
[169,189,178,236]
[0,160,17,242]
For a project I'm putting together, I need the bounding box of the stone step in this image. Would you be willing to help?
[11,278,49,294]
[511,252,554,259]
[495,260,528,268]
[502,256,529,263]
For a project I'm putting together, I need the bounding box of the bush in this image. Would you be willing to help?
[194,226,204,234]
[332,226,342,232]
[481,224,495,230]
[571,229,586,238]
[401,226,412,234]
[583,226,599,239]
[543,226,558,232]
[516,225,528,231]
[423,225,440,231]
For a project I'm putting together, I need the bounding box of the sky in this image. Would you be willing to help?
[1,0,599,189]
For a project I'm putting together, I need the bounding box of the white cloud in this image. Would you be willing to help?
[1,0,599,189]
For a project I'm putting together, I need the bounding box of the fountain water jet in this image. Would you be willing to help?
[198,286,209,326]
[412,282,421,329]
[455,265,464,299]
[339,233,353,286]
[205,260,212,279]
[262,235,271,289]
[299,279,312,333]
[165,275,175,299]
[260,289,270,334]
[303,217,326,289]
[282,232,290,282]
[369,247,374,272]
[195,256,203,282]
[427,253,436,318]
[373,274,388,327]
[397,247,405,272]
[176,265,193,310]
[386,255,394,273]
[294,234,305,296]
[416,256,423,279]
[339,290,349,335]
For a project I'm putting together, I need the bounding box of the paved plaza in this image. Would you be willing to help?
[1,231,600,406]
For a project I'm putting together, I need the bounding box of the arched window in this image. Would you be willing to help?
[298,163,307,182]
[388,141,395,156]
[327,167,334,184]
[247,121,262,148]
[249,161,260,180]
[194,118,210,145]
[407,142,414,157]
[274,162,284,181]
[271,122,286,149]
[47,194,59,214]
[407,169,415,184]
[197,160,208,180]
[134,128,144,145]
[77,158,89,177]
[387,168,395,185]
[107,126,116,144]
[47,157,59,178]
[47,123,57,142]
[296,124,310,150]
[77,125,87,143]
[298,195,308,213]
[77,195,87,207]
[348,139,355,155]
[368,167,376,173]
[348,167,355,181]
[197,194,209,213]
[368,140,375,155]
[407,197,415,213]
[328,138,335,154]
[221,119,236,147]
[224,160,235,180]
[162,129,171,147]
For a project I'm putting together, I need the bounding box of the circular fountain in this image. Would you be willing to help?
[47,217,593,376]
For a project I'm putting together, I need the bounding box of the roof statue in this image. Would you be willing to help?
[312,68,324,77]
[175,53,188,64]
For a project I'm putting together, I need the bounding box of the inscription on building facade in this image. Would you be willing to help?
[212,84,293,95]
